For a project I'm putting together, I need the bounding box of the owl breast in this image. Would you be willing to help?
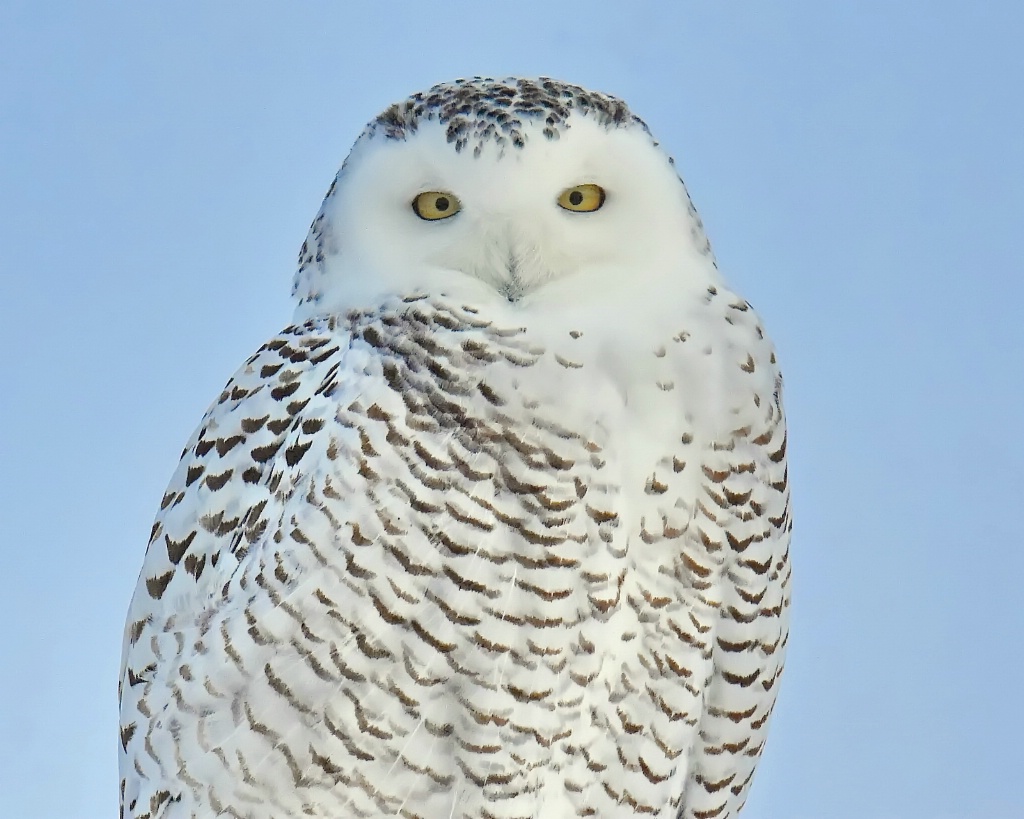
[124,288,785,819]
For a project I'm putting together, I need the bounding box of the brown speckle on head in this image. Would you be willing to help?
[362,77,650,155]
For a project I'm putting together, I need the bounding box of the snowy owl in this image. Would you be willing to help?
[119,77,791,819]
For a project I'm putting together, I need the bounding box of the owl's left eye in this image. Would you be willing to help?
[412,191,461,221]
[557,184,605,213]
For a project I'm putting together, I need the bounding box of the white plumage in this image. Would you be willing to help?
[120,77,791,819]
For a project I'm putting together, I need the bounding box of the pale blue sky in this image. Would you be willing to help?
[2,2,1022,817]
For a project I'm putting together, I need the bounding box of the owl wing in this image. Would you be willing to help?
[683,347,791,816]
[119,317,356,817]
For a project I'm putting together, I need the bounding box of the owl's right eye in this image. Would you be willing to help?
[412,191,461,221]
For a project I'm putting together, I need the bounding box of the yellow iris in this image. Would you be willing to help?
[412,191,461,220]
[557,183,605,213]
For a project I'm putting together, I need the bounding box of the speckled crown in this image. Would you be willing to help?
[365,76,650,155]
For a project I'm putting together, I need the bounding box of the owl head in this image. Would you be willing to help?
[292,77,717,321]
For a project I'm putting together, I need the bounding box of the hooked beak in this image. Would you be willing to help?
[500,251,525,303]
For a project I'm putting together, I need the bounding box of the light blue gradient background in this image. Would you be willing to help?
[2,3,1022,817]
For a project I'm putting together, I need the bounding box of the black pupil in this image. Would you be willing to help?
[435,196,450,212]
[569,190,584,206]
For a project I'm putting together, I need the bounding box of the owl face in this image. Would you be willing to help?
[293,78,717,319]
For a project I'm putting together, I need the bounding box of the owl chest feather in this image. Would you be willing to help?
[122,291,785,818]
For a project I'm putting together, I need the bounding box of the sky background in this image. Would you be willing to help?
[2,2,1022,817]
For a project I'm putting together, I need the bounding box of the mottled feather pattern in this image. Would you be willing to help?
[369,76,645,152]
[120,289,789,819]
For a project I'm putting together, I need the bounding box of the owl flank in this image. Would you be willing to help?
[120,77,791,819]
